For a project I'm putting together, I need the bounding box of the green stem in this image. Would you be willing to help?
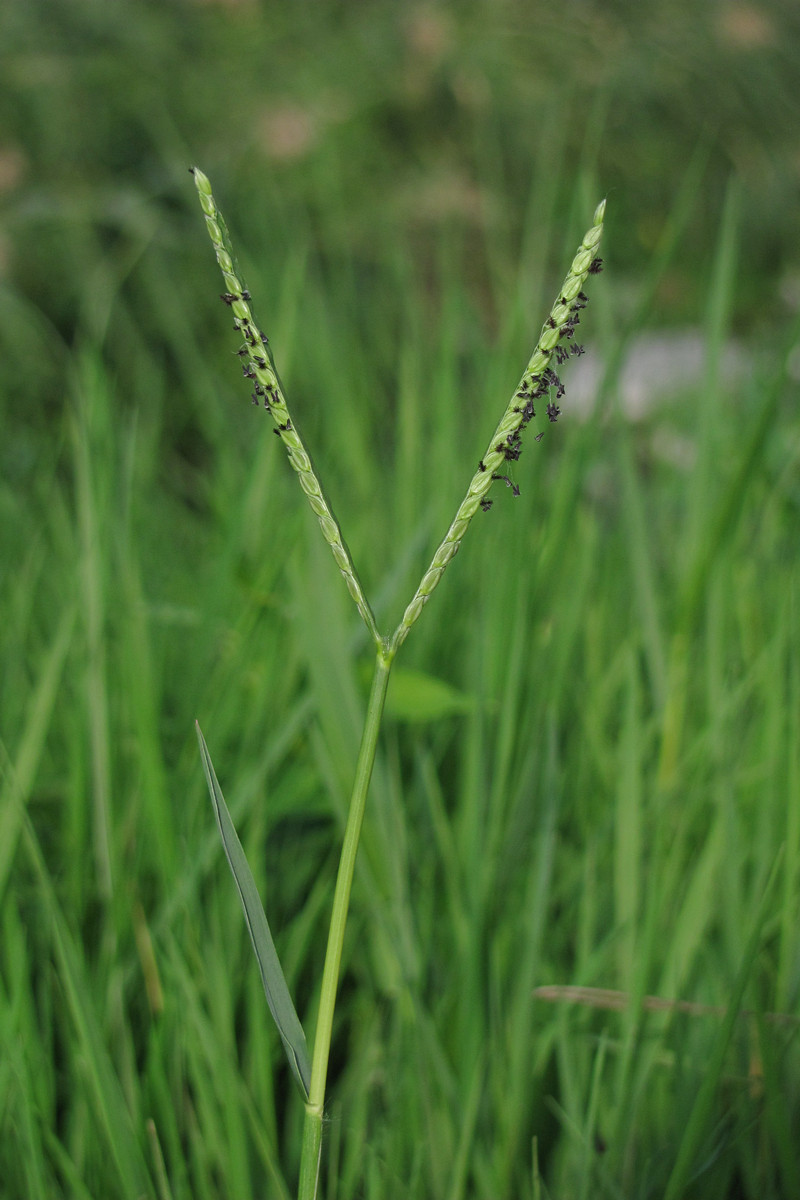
[298,644,394,1200]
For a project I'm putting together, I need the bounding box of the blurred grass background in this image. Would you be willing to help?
[2,1,800,1197]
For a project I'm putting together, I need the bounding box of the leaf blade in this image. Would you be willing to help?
[195,721,311,1100]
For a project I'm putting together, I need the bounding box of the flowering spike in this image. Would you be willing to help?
[391,198,605,651]
[191,168,381,649]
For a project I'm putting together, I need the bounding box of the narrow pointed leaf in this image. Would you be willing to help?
[196,721,311,1100]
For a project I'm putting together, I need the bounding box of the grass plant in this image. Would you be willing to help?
[191,166,604,1199]
[2,146,799,1199]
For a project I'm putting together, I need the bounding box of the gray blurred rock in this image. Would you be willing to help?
[565,330,751,420]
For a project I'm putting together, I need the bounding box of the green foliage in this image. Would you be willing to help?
[2,3,800,1197]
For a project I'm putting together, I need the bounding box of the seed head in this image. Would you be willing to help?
[392,197,605,651]
[192,167,381,648]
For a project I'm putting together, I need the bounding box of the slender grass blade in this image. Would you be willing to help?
[196,722,311,1101]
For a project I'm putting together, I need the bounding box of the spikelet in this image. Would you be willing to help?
[391,200,605,652]
[191,168,381,649]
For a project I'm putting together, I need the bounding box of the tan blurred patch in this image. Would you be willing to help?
[0,145,26,194]
[255,91,351,163]
[186,0,256,7]
[257,105,320,162]
[399,168,490,225]
[402,6,457,102]
[405,6,454,62]
[716,4,776,48]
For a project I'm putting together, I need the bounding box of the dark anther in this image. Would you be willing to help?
[220,293,236,306]
[492,473,520,497]
[555,346,569,365]
[535,431,544,442]
[480,498,493,512]
[254,356,267,369]
[543,369,564,398]
[478,460,487,472]
[241,290,251,301]
[547,402,561,422]
[570,343,585,357]
[588,257,603,274]
[546,316,557,329]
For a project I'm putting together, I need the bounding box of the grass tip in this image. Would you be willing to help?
[191,167,212,194]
